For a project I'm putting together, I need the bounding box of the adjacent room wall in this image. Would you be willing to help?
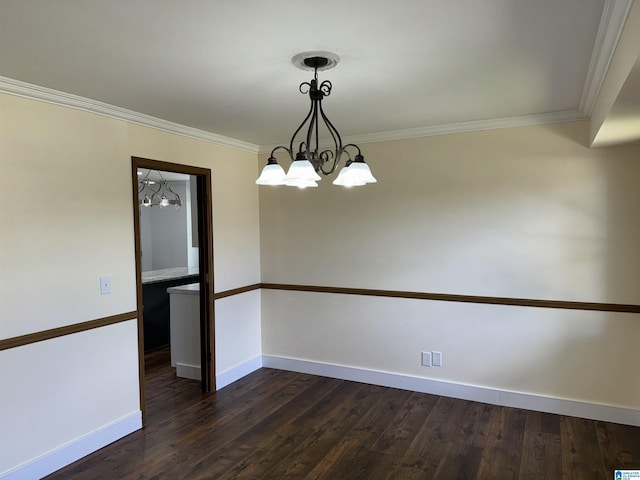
[259,120,640,413]
[141,181,190,271]
[0,93,261,477]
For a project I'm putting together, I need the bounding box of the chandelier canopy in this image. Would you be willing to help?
[256,52,377,188]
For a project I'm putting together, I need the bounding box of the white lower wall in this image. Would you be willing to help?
[0,412,141,480]
[0,321,141,478]
[0,289,265,478]
[261,290,640,415]
[215,290,262,388]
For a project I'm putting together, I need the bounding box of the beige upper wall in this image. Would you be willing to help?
[0,95,135,338]
[259,120,640,305]
[0,93,261,339]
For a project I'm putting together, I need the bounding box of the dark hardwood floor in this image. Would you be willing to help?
[46,347,640,479]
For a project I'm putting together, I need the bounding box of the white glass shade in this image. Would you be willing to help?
[332,161,376,187]
[332,165,365,187]
[285,178,318,188]
[347,162,377,184]
[285,159,321,185]
[256,163,286,185]
[159,195,170,207]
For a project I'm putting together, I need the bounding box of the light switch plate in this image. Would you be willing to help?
[100,276,111,295]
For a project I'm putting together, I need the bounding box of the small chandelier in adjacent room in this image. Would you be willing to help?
[138,171,182,208]
[256,51,377,188]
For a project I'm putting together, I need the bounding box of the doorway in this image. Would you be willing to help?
[131,157,215,425]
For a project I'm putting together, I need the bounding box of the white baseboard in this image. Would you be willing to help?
[216,355,263,390]
[1,411,142,480]
[262,355,640,427]
[176,362,201,381]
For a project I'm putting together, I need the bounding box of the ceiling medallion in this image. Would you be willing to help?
[256,51,377,188]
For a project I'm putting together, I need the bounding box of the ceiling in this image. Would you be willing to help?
[1,0,639,150]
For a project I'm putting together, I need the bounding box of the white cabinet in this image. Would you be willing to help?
[167,283,200,380]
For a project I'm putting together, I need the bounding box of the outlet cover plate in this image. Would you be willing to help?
[432,351,442,367]
[421,351,432,367]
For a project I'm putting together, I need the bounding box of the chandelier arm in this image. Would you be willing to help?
[342,143,362,157]
[299,81,312,95]
[269,145,294,162]
[139,170,151,193]
[315,101,320,153]
[166,183,180,200]
[305,100,320,167]
[319,80,332,97]
[289,100,315,157]
[343,143,364,167]
[318,152,337,175]
[319,101,344,153]
[339,147,355,169]
[150,181,162,203]
[316,102,343,175]
[318,150,336,175]
[172,190,182,206]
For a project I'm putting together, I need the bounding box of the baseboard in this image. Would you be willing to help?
[262,355,640,427]
[176,362,201,381]
[1,411,142,480]
[216,355,263,390]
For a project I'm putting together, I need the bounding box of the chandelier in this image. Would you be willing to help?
[138,170,182,208]
[256,52,377,188]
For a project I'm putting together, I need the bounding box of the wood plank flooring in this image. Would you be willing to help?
[46,348,640,479]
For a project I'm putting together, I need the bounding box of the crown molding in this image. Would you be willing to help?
[342,110,587,146]
[0,76,260,154]
[0,74,589,157]
[579,0,635,116]
[258,109,587,154]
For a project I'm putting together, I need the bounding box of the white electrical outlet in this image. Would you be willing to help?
[421,351,432,367]
[432,351,443,367]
